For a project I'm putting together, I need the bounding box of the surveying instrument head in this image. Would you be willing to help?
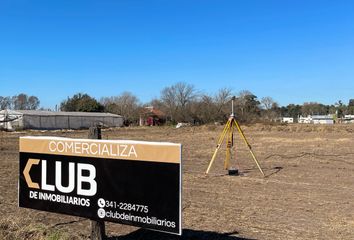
[230,96,236,118]
[205,96,265,177]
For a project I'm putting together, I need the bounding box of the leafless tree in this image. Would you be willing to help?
[101,92,140,124]
[160,85,178,121]
[175,82,196,108]
[235,90,252,118]
[214,88,233,120]
[261,97,279,121]
[192,94,216,123]
[0,96,11,110]
[261,97,275,110]
[28,96,40,110]
[12,94,27,110]
[10,93,40,110]
[160,82,197,122]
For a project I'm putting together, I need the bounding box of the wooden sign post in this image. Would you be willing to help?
[88,126,106,240]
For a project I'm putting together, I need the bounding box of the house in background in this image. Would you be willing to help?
[312,115,334,124]
[298,115,312,124]
[281,117,294,123]
[343,115,354,123]
[298,115,334,124]
[139,106,166,126]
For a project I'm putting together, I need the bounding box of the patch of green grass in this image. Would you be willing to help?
[46,230,69,240]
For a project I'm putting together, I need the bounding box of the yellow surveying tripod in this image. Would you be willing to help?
[206,97,265,177]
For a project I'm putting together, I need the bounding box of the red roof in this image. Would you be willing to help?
[141,107,165,117]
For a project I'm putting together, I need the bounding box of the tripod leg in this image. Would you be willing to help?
[216,119,230,146]
[233,119,265,177]
[206,120,231,174]
[224,122,234,170]
[224,133,231,170]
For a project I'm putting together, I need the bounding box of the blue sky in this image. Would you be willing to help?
[0,0,353,109]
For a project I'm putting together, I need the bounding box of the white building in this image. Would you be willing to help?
[343,115,354,123]
[281,117,294,123]
[298,115,334,124]
[298,115,312,124]
[312,115,334,124]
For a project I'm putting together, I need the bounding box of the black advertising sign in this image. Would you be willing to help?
[19,136,182,235]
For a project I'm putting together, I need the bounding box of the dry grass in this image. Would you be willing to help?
[1,124,354,239]
[0,216,72,240]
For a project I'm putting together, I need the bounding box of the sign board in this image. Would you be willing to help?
[19,136,182,235]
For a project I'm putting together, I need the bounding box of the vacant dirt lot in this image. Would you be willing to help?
[1,124,354,240]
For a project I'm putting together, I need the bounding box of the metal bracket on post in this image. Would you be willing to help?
[88,125,106,240]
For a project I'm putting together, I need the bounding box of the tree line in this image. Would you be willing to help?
[0,94,40,110]
[2,83,354,124]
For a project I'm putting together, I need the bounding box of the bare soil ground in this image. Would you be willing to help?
[1,124,354,240]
